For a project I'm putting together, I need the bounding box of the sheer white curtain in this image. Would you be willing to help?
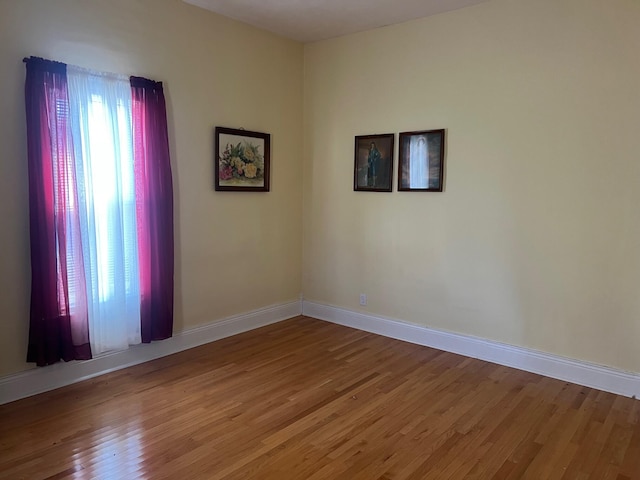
[67,67,141,355]
[409,135,429,189]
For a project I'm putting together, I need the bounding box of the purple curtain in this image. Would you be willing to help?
[131,76,174,343]
[25,57,91,365]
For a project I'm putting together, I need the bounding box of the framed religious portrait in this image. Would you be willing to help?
[215,126,270,191]
[398,129,445,192]
[353,133,394,192]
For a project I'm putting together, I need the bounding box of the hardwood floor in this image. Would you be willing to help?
[1,316,639,479]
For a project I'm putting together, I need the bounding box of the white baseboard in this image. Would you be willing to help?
[5,299,638,405]
[303,300,640,399]
[0,300,302,405]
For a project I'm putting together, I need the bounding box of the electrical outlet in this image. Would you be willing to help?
[359,294,367,306]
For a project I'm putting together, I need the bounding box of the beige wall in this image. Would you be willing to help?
[303,0,640,372]
[2,0,639,380]
[0,0,304,376]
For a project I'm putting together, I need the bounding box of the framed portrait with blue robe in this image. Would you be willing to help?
[354,133,394,192]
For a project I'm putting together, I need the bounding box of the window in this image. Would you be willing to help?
[24,57,174,366]
[67,68,141,354]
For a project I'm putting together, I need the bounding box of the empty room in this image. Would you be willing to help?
[1,0,640,478]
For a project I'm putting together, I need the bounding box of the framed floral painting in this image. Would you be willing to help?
[215,127,270,191]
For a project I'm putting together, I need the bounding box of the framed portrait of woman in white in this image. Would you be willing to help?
[398,129,445,192]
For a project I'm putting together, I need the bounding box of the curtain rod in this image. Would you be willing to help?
[23,56,162,86]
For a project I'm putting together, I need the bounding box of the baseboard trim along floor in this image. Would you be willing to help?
[302,300,640,399]
[0,300,302,405]
[3,299,639,405]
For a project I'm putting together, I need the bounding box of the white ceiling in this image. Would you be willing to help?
[183,0,489,43]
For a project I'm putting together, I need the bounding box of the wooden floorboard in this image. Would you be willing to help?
[1,316,639,479]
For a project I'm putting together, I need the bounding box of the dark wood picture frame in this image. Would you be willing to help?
[354,133,394,192]
[398,129,445,192]
[215,126,270,192]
